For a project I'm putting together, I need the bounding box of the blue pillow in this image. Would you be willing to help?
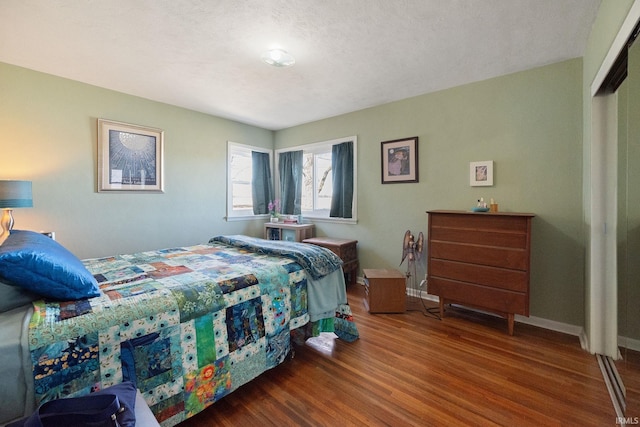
[0,230,100,300]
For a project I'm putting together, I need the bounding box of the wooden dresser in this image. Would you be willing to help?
[302,237,358,285]
[426,210,534,335]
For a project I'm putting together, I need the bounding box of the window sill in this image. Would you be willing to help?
[226,215,356,225]
[226,215,269,222]
[303,216,357,225]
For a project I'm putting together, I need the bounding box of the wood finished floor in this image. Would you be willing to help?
[616,348,640,419]
[178,284,624,427]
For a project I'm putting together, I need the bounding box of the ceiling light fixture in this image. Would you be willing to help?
[261,49,295,67]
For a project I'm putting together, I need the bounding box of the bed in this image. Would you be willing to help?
[0,231,358,426]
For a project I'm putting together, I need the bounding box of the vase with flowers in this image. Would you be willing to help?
[268,199,280,222]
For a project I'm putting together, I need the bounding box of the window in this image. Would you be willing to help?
[227,142,272,220]
[276,136,357,223]
[302,147,332,213]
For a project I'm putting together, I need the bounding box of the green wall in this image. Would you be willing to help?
[0,62,273,258]
[0,56,589,327]
[276,59,585,325]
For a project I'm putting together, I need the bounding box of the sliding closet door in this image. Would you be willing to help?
[620,35,640,416]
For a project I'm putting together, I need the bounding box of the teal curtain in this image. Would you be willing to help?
[330,141,353,218]
[251,151,273,215]
[279,150,303,215]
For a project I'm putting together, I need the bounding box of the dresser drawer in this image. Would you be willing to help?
[430,258,528,292]
[429,211,530,233]
[430,227,528,249]
[337,244,358,263]
[428,277,528,316]
[430,241,528,270]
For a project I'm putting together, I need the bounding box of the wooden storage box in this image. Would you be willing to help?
[363,268,406,313]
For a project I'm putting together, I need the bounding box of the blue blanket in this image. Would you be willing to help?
[210,235,343,280]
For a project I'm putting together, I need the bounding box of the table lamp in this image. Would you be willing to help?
[0,180,33,245]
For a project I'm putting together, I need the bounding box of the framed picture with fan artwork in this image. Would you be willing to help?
[381,136,418,184]
[97,119,164,192]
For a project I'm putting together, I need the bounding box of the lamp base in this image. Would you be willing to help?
[0,209,15,245]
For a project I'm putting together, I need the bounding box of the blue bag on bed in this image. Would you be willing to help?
[7,382,137,427]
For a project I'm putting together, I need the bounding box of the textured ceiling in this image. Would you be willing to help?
[0,0,601,130]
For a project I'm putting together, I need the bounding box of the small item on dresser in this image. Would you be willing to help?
[490,198,499,213]
[472,197,489,212]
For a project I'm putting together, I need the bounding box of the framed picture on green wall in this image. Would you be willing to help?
[469,160,493,186]
[381,136,418,184]
[97,119,164,192]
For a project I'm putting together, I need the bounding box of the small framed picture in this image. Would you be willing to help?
[381,136,419,184]
[470,160,494,186]
[98,119,164,192]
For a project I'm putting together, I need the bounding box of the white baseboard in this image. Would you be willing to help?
[407,292,638,354]
[358,279,587,342]
[618,335,640,352]
[514,312,586,345]
[387,281,640,354]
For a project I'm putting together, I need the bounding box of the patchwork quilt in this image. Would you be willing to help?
[211,235,344,279]
[26,240,346,426]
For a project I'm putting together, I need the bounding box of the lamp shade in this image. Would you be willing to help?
[0,180,33,208]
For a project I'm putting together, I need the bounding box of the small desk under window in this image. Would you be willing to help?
[264,222,315,242]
